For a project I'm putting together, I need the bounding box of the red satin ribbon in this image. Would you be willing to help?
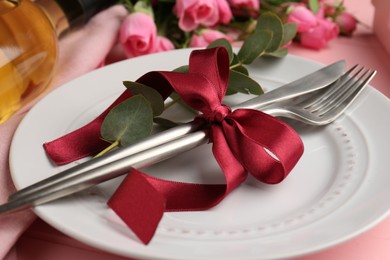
[44,47,304,244]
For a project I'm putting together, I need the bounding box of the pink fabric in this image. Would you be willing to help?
[0,5,128,259]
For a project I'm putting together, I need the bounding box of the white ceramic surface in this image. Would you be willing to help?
[9,49,390,260]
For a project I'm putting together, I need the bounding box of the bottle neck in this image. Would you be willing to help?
[34,0,118,36]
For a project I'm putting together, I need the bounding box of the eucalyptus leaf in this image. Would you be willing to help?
[225,88,238,96]
[255,12,284,53]
[167,92,198,114]
[173,65,189,73]
[228,70,263,95]
[232,65,249,76]
[207,38,234,64]
[265,48,288,58]
[308,0,320,13]
[101,95,154,147]
[281,23,298,46]
[123,81,165,116]
[230,54,240,68]
[153,117,180,129]
[237,29,273,64]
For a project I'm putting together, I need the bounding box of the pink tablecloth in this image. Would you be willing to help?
[6,0,390,259]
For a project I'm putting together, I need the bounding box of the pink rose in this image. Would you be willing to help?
[300,18,339,49]
[189,29,233,47]
[174,0,232,32]
[300,26,328,50]
[335,12,357,36]
[229,0,259,17]
[119,13,158,58]
[157,36,175,52]
[318,18,339,40]
[217,0,233,24]
[287,5,317,33]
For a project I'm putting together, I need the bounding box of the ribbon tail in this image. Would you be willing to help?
[108,170,166,244]
[210,125,247,193]
[107,126,249,245]
[43,114,108,165]
[107,167,229,244]
[43,91,131,165]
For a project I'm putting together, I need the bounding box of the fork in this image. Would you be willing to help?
[262,65,376,125]
[0,64,376,214]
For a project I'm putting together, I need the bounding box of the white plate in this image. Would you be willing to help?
[10,49,390,260]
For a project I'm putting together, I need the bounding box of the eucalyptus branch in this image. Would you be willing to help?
[94,140,119,158]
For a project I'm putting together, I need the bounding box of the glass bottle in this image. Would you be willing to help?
[0,0,117,124]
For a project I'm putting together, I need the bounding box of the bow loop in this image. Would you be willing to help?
[221,109,304,184]
[140,47,230,114]
[189,47,230,101]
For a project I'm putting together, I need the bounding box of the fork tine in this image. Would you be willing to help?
[316,69,376,120]
[258,64,376,126]
[315,67,370,114]
[304,64,360,110]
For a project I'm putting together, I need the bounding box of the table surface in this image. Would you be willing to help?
[13,0,390,259]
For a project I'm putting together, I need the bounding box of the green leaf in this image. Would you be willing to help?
[167,92,198,114]
[308,0,320,14]
[228,70,264,95]
[255,12,284,53]
[101,95,154,147]
[123,81,165,116]
[207,38,234,64]
[232,65,249,76]
[230,54,240,68]
[237,29,273,64]
[153,117,180,129]
[173,65,189,73]
[265,48,288,58]
[225,88,238,96]
[281,23,298,46]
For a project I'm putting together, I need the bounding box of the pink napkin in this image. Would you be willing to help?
[0,5,127,259]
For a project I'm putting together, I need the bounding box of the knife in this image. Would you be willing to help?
[2,60,345,214]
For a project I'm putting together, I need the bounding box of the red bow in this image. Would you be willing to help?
[44,47,303,244]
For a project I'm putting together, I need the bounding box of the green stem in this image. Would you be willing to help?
[164,96,181,111]
[94,140,120,158]
[230,62,243,70]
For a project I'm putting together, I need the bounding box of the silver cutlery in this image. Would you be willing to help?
[1,60,358,214]
[7,60,345,202]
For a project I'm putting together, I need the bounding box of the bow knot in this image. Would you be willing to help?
[201,104,231,124]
